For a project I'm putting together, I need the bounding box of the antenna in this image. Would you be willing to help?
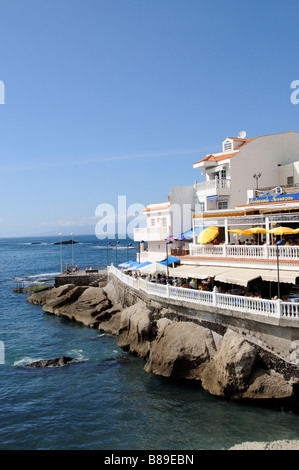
[238,131,247,139]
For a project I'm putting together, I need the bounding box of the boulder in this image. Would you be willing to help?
[103,280,119,306]
[97,305,123,335]
[200,329,257,397]
[242,369,295,399]
[25,356,74,368]
[144,318,218,378]
[42,286,112,327]
[117,301,152,358]
[26,284,76,305]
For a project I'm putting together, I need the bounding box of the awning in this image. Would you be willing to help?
[260,270,299,284]
[168,265,299,286]
[119,260,137,268]
[213,267,298,286]
[214,268,261,286]
[159,256,180,265]
[139,262,167,275]
[130,261,152,271]
[169,265,228,279]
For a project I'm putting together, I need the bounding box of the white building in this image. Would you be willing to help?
[134,130,299,263]
[133,186,198,262]
[193,130,299,212]
[134,201,172,262]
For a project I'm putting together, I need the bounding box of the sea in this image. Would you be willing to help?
[0,234,298,451]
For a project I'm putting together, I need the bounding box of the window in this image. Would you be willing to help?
[218,200,228,210]
[162,217,167,227]
[151,218,156,226]
[223,140,232,151]
[287,176,294,185]
[220,169,226,179]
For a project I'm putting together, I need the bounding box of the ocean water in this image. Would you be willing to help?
[0,234,298,450]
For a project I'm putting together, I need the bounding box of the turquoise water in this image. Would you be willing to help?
[0,235,298,450]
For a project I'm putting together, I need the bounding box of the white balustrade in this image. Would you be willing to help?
[189,243,299,261]
[107,265,299,320]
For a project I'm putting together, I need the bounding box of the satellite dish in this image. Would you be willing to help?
[238,131,247,139]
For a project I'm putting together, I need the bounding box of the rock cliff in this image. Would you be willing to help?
[27,281,299,404]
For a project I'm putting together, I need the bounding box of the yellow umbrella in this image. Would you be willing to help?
[197,226,219,244]
[267,226,294,235]
[246,226,267,234]
[227,229,252,235]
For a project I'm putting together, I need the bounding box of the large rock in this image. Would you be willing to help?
[97,305,123,335]
[25,356,74,368]
[28,284,114,328]
[27,281,299,403]
[242,369,295,399]
[44,286,112,327]
[200,329,257,397]
[117,301,152,358]
[26,284,76,305]
[144,318,219,378]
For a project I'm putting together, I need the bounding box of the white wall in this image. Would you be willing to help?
[169,185,195,237]
[278,161,299,185]
[230,132,299,207]
[145,241,167,262]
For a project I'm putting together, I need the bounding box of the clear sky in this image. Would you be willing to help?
[0,0,299,237]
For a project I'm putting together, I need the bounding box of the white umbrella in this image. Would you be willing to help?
[139,262,167,275]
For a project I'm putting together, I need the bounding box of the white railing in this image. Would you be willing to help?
[189,243,299,261]
[195,179,231,192]
[107,265,299,320]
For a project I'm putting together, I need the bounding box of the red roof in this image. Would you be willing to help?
[193,131,296,166]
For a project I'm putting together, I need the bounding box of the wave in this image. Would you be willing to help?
[66,349,88,362]
[14,272,60,282]
[92,245,136,250]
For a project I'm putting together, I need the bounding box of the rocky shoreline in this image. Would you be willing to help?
[26,280,299,408]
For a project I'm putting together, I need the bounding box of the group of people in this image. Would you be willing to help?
[65,263,79,273]
[210,236,299,246]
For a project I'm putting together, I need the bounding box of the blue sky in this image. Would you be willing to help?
[0,0,299,237]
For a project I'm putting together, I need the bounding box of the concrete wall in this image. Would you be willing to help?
[55,271,107,287]
[108,272,299,364]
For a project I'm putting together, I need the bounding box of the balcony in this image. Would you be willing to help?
[134,226,171,242]
[195,178,231,196]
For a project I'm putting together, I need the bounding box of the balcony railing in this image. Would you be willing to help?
[189,243,299,260]
[195,178,231,193]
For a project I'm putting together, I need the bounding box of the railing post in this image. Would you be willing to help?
[263,244,268,259]
[213,286,217,307]
[276,298,282,318]
[166,283,170,298]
